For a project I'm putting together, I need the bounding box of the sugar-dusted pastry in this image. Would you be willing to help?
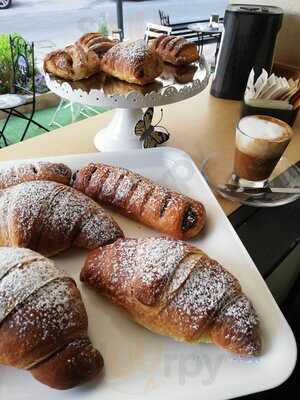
[0,180,123,256]
[0,161,72,190]
[0,247,103,389]
[44,43,100,81]
[151,35,199,66]
[101,39,163,85]
[73,163,206,240]
[81,237,261,356]
[44,32,116,81]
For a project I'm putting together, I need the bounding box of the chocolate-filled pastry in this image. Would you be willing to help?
[78,32,116,59]
[101,40,163,85]
[73,163,206,240]
[0,161,72,190]
[0,180,123,256]
[151,35,199,66]
[0,247,103,389]
[81,237,261,356]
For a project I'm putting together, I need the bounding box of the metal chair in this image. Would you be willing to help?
[0,35,49,147]
[158,10,170,26]
[144,23,172,43]
[49,99,101,129]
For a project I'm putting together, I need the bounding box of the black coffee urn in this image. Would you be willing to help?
[211,4,283,100]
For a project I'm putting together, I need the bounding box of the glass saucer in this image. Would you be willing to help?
[200,152,300,207]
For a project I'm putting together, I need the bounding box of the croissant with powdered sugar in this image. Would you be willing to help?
[0,180,123,256]
[81,237,261,356]
[0,247,103,389]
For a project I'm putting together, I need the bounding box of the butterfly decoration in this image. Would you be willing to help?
[134,107,170,149]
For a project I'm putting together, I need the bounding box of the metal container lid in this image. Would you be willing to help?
[226,4,283,15]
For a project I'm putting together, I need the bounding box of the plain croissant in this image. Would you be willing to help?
[0,247,103,389]
[0,161,72,190]
[0,180,123,256]
[81,237,261,356]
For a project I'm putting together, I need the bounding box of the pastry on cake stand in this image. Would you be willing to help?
[45,59,210,151]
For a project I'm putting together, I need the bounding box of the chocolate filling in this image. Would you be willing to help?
[71,170,79,185]
[181,206,197,232]
[53,164,70,176]
[160,194,171,217]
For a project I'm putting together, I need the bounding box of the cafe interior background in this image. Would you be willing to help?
[0,1,300,400]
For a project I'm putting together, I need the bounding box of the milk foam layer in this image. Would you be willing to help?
[236,116,292,158]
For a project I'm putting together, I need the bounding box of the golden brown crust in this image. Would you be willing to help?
[0,162,72,190]
[161,63,198,84]
[0,247,103,389]
[151,35,199,66]
[103,75,163,96]
[44,43,100,81]
[44,33,116,81]
[0,180,123,256]
[81,237,261,356]
[78,32,116,57]
[31,337,104,390]
[101,40,163,85]
[73,163,206,240]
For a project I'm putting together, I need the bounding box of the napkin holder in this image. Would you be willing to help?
[241,101,299,127]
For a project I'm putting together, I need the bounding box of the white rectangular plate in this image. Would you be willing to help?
[0,147,296,400]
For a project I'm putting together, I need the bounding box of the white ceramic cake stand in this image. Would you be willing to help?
[45,60,210,151]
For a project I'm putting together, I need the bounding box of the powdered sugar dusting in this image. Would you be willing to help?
[136,237,187,287]
[0,247,43,281]
[168,256,241,332]
[1,181,60,247]
[221,295,259,335]
[75,212,123,249]
[166,256,199,297]
[78,163,203,234]
[0,162,71,190]
[0,180,122,254]
[0,256,64,323]
[83,237,260,353]
[104,40,149,66]
[9,279,81,345]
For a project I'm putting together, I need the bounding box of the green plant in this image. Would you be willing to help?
[0,33,35,95]
[0,34,13,94]
[98,15,109,37]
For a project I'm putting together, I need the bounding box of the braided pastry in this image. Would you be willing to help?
[78,32,116,58]
[73,163,206,240]
[81,237,261,356]
[44,43,99,81]
[0,180,123,256]
[151,35,199,66]
[0,247,103,389]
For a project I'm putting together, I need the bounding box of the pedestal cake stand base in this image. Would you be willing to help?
[94,108,143,151]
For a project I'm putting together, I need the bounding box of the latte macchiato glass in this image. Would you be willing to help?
[233,115,293,187]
